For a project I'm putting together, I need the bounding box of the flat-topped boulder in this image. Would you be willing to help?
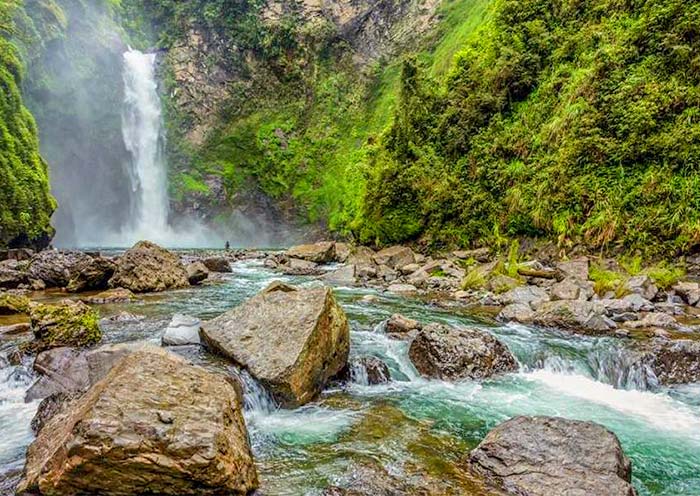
[408,323,517,381]
[286,241,336,263]
[18,348,259,495]
[30,300,101,352]
[108,241,189,293]
[200,283,350,406]
[469,416,636,496]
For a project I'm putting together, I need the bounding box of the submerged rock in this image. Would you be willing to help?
[186,261,209,284]
[286,241,336,263]
[408,324,517,381]
[200,284,350,406]
[469,416,636,496]
[18,348,259,495]
[347,356,391,385]
[30,300,101,352]
[108,241,189,293]
[162,313,201,346]
[202,256,232,273]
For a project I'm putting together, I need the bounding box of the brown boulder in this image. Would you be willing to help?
[18,348,259,495]
[186,261,210,284]
[202,256,232,273]
[201,284,350,406]
[372,245,415,270]
[286,241,336,263]
[108,241,189,293]
[30,300,101,352]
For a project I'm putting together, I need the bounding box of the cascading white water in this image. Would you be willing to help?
[121,48,170,241]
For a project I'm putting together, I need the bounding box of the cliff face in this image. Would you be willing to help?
[0,0,57,250]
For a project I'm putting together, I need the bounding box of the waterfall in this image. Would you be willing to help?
[121,48,170,241]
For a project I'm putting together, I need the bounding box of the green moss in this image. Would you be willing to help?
[30,301,101,351]
[589,265,626,297]
[0,0,56,248]
[0,292,31,314]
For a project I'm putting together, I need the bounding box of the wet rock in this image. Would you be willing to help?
[82,288,136,304]
[0,259,28,288]
[25,347,90,402]
[469,416,635,496]
[498,303,535,324]
[638,339,700,384]
[200,284,350,406]
[27,250,91,288]
[351,356,391,385]
[30,300,101,352]
[551,277,593,301]
[286,241,336,263]
[673,281,700,306]
[186,261,210,284]
[102,311,142,323]
[499,285,549,308]
[625,275,658,301]
[387,283,418,295]
[202,256,232,273]
[18,348,259,496]
[280,257,322,275]
[66,256,116,292]
[385,313,421,339]
[31,392,74,435]
[323,264,357,286]
[0,292,30,314]
[533,300,616,334]
[555,257,589,281]
[108,241,189,293]
[0,322,31,336]
[408,323,517,381]
[162,314,201,346]
[372,245,415,270]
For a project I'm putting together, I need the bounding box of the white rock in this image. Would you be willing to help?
[162,314,201,346]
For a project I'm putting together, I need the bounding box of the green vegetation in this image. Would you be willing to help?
[0,0,56,248]
[359,0,700,255]
[30,301,101,351]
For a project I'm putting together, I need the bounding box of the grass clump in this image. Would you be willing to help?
[589,265,627,297]
[461,267,488,290]
[647,263,685,290]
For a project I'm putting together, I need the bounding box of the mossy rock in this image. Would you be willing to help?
[29,300,101,352]
[0,292,31,315]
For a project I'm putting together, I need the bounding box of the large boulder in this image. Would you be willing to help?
[373,246,415,270]
[186,261,209,284]
[469,416,636,496]
[408,324,518,381]
[108,241,189,293]
[30,300,101,352]
[200,284,350,406]
[555,257,590,281]
[25,347,90,402]
[0,259,28,288]
[27,250,92,288]
[286,241,336,263]
[66,256,116,292]
[18,348,259,495]
[202,256,232,273]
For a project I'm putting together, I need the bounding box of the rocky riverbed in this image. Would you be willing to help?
[1,242,699,494]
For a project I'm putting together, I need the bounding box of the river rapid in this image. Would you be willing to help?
[1,254,699,495]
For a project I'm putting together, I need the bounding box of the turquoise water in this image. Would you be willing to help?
[1,257,699,494]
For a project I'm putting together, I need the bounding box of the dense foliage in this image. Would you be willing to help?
[0,0,56,248]
[359,0,700,255]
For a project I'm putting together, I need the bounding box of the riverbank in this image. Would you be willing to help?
[1,242,699,494]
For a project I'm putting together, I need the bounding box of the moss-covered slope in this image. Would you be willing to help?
[0,0,56,249]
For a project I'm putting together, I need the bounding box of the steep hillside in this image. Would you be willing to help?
[0,0,56,249]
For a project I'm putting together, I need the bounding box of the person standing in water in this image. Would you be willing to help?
[225,241,230,250]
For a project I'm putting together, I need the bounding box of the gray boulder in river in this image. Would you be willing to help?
[18,347,259,495]
[408,323,518,380]
[108,240,189,292]
[200,282,350,406]
[469,416,636,496]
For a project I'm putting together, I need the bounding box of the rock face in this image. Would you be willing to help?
[162,314,202,346]
[286,241,336,263]
[30,300,101,352]
[108,241,189,293]
[469,416,636,496]
[200,284,350,406]
[408,324,518,381]
[18,348,259,495]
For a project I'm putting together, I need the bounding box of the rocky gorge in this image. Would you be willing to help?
[0,241,699,494]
